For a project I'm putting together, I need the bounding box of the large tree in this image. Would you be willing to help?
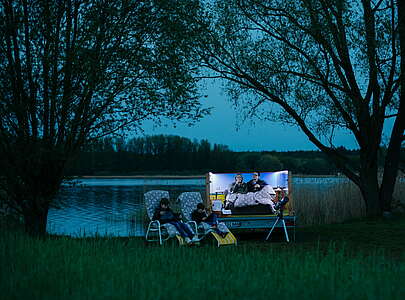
[0,0,207,235]
[198,0,404,216]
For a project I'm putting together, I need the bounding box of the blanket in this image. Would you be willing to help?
[226,185,276,209]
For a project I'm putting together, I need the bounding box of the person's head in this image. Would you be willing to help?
[197,203,205,212]
[235,173,243,183]
[252,172,260,180]
[274,187,285,200]
[159,198,170,209]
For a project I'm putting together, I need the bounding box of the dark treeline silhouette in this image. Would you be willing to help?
[63,135,402,176]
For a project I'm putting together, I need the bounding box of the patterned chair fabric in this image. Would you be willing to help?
[178,192,229,235]
[179,192,202,222]
[144,190,170,220]
[144,190,194,241]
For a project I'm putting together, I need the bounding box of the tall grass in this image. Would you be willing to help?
[293,176,405,225]
[1,229,405,300]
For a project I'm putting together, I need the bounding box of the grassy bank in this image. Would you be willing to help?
[1,216,405,299]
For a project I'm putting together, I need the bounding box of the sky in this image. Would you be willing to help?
[141,81,394,152]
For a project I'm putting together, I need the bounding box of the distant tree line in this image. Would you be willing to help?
[64,134,403,176]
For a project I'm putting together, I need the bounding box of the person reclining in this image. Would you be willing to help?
[153,198,198,244]
[191,203,228,238]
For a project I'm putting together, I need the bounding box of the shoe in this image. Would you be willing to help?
[191,236,199,242]
[184,237,192,244]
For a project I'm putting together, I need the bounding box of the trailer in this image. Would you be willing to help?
[205,171,296,241]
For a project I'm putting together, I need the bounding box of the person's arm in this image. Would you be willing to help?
[152,208,161,221]
[246,180,253,192]
[191,210,197,222]
[202,210,208,221]
[191,210,202,223]
[229,182,235,193]
[241,183,248,193]
[167,208,178,221]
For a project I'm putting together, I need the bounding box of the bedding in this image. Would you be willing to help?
[225,185,276,210]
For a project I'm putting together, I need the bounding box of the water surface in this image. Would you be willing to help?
[47,176,350,237]
[47,178,206,237]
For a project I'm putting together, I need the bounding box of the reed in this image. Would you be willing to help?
[293,176,405,225]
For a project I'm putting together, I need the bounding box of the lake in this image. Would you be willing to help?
[47,178,206,237]
[46,176,349,237]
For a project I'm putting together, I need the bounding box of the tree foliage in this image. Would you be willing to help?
[0,0,208,234]
[197,0,404,215]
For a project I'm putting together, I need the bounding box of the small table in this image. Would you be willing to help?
[218,214,296,241]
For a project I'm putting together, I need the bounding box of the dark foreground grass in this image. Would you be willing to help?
[1,216,405,300]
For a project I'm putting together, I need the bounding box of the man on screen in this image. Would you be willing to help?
[247,172,267,193]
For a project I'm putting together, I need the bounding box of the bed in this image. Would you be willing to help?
[207,170,293,216]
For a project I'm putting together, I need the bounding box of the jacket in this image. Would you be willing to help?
[247,179,267,192]
[152,207,178,224]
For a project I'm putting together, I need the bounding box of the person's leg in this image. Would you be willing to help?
[206,213,218,225]
[169,221,188,237]
[178,222,194,238]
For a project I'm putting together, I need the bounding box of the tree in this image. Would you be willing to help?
[0,0,208,235]
[257,154,283,171]
[198,0,404,216]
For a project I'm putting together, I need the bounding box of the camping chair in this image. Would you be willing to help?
[178,192,236,246]
[178,192,208,237]
[144,190,195,245]
[144,190,174,245]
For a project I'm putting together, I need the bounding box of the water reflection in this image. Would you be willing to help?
[47,176,354,238]
[47,178,205,237]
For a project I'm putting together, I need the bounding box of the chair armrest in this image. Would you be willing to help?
[149,220,161,227]
[186,220,198,234]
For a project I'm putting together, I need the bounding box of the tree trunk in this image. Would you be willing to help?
[359,149,381,216]
[23,205,49,236]
[359,175,381,216]
[379,0,405,212]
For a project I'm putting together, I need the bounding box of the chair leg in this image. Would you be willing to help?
[145,224,151,242]
[158,226,162,245]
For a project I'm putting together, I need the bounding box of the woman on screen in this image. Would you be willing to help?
[229,173,247,194]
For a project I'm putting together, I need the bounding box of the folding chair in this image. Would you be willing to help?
[144,190,173,245]
[178,192,208,237]
[145,190,196,245]
[178,192,236,246]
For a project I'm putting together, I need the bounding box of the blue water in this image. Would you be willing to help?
[47,176,350,237]
[47,178,206,237]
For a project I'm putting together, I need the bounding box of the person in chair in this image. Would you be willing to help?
[247,172,267,192]
[191,203,227,238]
[153,198,198,244]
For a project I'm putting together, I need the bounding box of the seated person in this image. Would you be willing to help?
[247,172,267,192]
[229,173,247,194]
[191,203,228,238]
[153,198,198,244]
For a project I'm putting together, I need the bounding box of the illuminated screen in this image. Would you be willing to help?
[209,170,289,195]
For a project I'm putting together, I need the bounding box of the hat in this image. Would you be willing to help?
[274,187,282,192]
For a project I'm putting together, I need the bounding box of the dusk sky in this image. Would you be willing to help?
[142,80,394,152]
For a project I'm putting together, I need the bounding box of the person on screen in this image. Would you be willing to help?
[247,172,267,192]
[153,198,198,244]
[229,173,247,194]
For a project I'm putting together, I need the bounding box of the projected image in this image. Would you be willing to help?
[208,171,290,215]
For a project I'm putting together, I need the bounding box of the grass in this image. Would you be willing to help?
[1,215,405,299]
